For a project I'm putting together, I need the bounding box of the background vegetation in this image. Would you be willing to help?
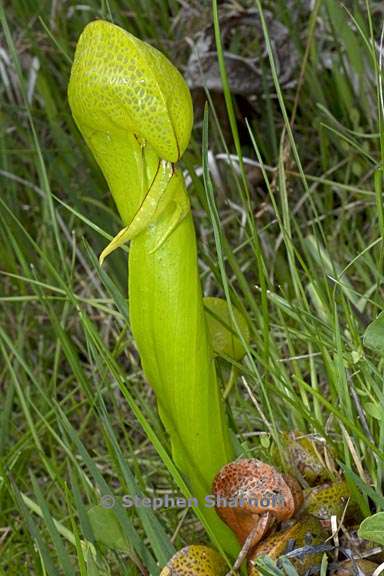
[1,0,384,574]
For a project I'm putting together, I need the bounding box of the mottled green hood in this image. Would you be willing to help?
[68,19,193,162]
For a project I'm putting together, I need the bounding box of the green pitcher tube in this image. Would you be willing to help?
[68,20,238,554]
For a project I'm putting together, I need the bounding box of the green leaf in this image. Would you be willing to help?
[87,505,130,552]
[204,297,250,361]
[358,512,384,545]
[363,312,384,352]
[84,548,101,576]
[365,402,382,420]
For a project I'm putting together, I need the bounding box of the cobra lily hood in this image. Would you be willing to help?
[68,20,193,162]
